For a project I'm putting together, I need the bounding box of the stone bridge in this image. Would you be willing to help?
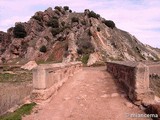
[1,61,160,119]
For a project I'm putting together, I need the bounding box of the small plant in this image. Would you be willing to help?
[64,6,69,11]
[39,45,47,53]
[103,20,115,29]
[81,54,89,64]
[69,10,72,13]
[13,24,27,38]
[71,17,79,23]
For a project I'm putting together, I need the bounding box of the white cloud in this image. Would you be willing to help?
[0,0,160,48]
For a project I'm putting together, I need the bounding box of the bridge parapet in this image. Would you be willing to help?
[106,61,154,105]
[31,62,82,103]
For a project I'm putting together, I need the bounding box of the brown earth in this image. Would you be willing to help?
[23,67,151,120]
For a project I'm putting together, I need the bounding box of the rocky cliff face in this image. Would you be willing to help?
[0,6,160,64]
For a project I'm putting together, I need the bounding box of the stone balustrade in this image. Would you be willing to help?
[31,62,82,102]
[106,61,153,105]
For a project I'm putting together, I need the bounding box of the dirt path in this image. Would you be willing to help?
[23,67,150,120]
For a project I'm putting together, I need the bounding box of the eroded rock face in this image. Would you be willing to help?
[87,52,102,66]
[0,7,160,64]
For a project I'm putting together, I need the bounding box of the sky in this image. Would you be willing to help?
[0,0,160,48]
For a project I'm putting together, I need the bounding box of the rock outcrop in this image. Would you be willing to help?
[0,6,160,65]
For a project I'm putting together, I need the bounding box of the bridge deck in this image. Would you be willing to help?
[23,67,149,120]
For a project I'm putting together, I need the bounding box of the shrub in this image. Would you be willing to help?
[64,6,69,11]
[81,54,89,64]
[69,10,72,13]
[71,17,79,23]
[13,24,27,38]
[51,28,62,36]
[47,19,59,28]
[88,29,92,36]
[54,6,61,11]
[103,20,115,29]
[39,45,47,53]
[88,11,99,19]
[97,27,100,32]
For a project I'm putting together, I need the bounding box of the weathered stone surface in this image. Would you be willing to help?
[31,62,82,103]
[124,102,134,108]
[111,93,119,97]
[106,61,152,104]
[87,52,102,66]
[1,7,160,64]
[21,61,38,70]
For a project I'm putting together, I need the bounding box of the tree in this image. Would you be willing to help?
[13,24,27,38]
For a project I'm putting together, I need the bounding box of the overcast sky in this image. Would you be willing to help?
[0,0,160,48]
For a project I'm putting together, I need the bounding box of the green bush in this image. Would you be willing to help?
[64,6,69,11]
[47,19,59,28]
[13,24,27,38]
[88,11,99,19]
[103,20,115,29]
[71,17,79,23]
[39,45,47,53]
[81,54,89,64]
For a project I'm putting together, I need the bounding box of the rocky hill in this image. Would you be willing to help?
[0,6,160,65]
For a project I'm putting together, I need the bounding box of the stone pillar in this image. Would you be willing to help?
[131,63,153,104]
[33,67,46,89]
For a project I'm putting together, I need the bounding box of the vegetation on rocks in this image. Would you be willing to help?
[39,45,47,53]
[0,6,160,64]
[103,20,115,29]
[88,11,100,19]
[13,24,27,38]
[81,54,89,64]
[63,6,69,11]
[47,19,59,28]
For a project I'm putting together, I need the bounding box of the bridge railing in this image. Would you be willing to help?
[31,62,82,103]
[106,61,153,105]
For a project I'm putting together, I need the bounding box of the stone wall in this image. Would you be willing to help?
[148,63,160,97]
[31,62,82,102]
[0,82,32,115]
[106,61,152,104]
